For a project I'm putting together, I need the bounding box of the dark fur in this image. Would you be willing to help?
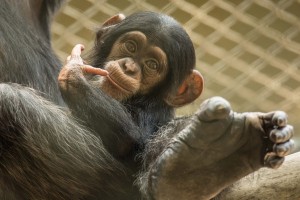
[0,0,64,105]
[0,84,125,200]
[0,1,196,199]
[0,1,129,199]
[88,11,196,142]
[136,116,192,197]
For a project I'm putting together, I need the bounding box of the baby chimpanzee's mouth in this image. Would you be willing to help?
[106,75,132,94]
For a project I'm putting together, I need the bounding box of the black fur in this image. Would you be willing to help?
[0,84,125,200]
[0,0,64,105]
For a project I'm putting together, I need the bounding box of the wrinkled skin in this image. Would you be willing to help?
[144,97,294,199]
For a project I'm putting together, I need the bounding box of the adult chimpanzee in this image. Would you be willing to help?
[0,1,294,200]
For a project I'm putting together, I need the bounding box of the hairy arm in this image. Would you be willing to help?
[0,83,124,199]
[58,45,141,157]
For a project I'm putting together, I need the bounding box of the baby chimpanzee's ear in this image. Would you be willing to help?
[164,70,204,107]
[96,14,126,40]
[102,13,126,27]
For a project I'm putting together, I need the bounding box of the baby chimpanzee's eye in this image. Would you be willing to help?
[146,59,159,70]
[124,41,137,53]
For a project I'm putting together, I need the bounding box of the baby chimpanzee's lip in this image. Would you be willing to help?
[106,75,132,94]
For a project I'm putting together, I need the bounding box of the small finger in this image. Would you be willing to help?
[71,44,85,57]
[82,65,109,76]
[273,139,295,157]
[270,125,294,143]
[68,56,84,65]
[272,111,288,127]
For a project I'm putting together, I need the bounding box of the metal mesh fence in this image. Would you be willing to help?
[52,0,300,147]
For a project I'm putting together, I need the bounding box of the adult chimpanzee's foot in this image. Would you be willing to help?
[148,96,294,200]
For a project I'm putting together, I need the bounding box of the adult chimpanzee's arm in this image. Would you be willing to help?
[139,97,294,199]
[0,83,127,199]
[0,1,64,105]
[17,0,65,40]
[58,54,141,157]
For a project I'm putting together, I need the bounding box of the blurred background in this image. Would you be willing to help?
[51,0,300,151]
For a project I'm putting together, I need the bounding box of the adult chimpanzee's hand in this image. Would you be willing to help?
[148,97,294,200]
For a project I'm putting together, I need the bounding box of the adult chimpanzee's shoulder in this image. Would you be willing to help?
[39,0,66,39]
[0,0,64,104]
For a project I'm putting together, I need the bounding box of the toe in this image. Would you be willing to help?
[272,111,288,127]
[270,125,294,143]
[198,97,232,121]
[274,140,295,157]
